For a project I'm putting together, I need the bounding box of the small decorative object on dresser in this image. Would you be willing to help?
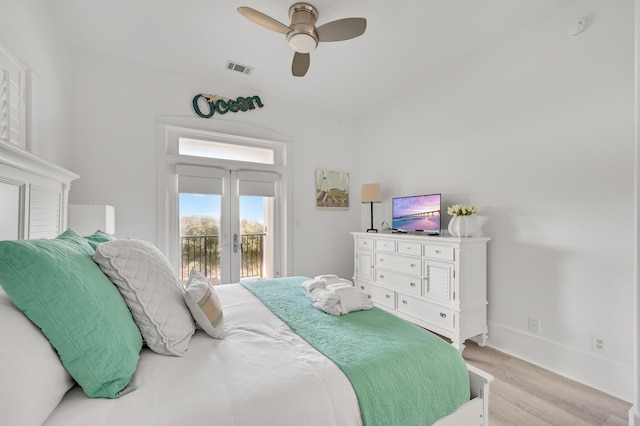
[351,231,490,352]
[447,204,478,237]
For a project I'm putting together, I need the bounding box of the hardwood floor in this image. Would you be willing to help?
[462,342,631,426]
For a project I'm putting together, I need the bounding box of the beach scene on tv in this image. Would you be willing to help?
[392,194,441,232]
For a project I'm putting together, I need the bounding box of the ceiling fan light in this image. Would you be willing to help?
[288,32,317,53]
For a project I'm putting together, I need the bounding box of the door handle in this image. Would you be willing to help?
[233,234,239,254]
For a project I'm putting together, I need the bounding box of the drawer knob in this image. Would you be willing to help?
[380,259,384,262]
[379,275,385,279]
[440,313,447,318]
[410,263,416,268]
[435,249,441,254]
[360,286,365,290]
[407,247,412,251]
[385,294,391,299]
[402,300,408,305]
[410,282,416,287]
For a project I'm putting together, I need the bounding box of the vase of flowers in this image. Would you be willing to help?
[447,204,478,237]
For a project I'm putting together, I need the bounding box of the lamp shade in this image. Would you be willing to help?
[68,204,115,235]
[361,183,381,203]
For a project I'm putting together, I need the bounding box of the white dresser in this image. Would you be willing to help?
[351,231,490,352]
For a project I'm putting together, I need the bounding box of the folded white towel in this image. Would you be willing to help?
[301,279,326,297]
[313,300,342,316]
[314,274,339,281]
[310,285,342,316]
[325,281,353,291]
[309,287,340,303]
[333,286,373,315]
[314,274,345,285]
[304,275,373,316]
[303,276,352,300]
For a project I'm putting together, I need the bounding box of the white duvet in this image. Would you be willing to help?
[44,284,362,426]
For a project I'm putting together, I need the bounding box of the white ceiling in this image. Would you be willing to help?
[47,0,573,117]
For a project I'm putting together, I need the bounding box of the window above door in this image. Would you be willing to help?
[179,138,275,165]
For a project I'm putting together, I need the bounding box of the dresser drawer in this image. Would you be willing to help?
[371,285,395,309]
[397,241,421,257]
[376,252,422,276]
[375,268,421,296]
[356,237,374,250]
[423,244,454,261]
[354,280,371,294]
[396,294,454,331]
[375,239,396,252]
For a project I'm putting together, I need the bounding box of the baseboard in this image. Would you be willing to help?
[485,321,633,402]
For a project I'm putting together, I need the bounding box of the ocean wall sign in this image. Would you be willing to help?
[192,93,264,118]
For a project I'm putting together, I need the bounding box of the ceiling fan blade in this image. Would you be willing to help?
[237,7,291,35]
[317,18,366,42]
[292,52,310,77]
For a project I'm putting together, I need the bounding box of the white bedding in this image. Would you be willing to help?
[43,284,362,426]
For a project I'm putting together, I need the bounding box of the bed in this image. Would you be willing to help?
[0,254,491,425]
[0,148,492,426]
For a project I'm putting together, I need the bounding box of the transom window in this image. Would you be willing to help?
[178,137,275,165]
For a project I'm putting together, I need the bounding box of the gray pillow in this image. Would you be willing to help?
[94,239,195,356]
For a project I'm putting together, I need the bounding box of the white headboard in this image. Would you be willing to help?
[0,144,78,240]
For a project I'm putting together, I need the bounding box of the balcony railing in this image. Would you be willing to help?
[180,233,265,282]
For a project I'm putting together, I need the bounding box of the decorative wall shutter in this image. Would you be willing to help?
[28,186,62,239]
[0,43,26,149]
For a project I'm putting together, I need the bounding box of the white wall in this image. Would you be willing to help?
[360,1,635,400]
[68,49,361,280]
[0,0,74,168]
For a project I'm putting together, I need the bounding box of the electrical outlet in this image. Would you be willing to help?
[592,334,607,354]
[528,317,541,334]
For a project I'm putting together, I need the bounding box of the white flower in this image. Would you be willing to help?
[448,204,477,216]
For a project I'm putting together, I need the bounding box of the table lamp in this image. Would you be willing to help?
[361,183,381,233]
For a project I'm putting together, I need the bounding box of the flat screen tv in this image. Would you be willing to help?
[392,194,441,234]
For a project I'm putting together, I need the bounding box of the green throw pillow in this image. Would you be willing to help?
[0,229,142,398]
[82,229,115,251]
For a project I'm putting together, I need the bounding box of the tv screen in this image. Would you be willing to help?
[392,194,441,234]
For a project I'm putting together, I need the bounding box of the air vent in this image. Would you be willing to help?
[226,61,254,76]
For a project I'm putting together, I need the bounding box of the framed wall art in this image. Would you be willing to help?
[315,169,349,209]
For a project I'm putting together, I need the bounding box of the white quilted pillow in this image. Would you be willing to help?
[94,239,195,356]
[184,269,224,339]
[0,287,74,425]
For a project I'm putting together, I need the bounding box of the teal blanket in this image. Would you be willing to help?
[242,277,470,426]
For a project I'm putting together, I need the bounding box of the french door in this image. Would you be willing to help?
[176,165,278,284]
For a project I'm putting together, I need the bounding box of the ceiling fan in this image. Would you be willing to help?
[237,3,367,77]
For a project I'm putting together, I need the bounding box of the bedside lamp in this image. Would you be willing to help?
[361,183,381,233]
[68,204,115,236]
